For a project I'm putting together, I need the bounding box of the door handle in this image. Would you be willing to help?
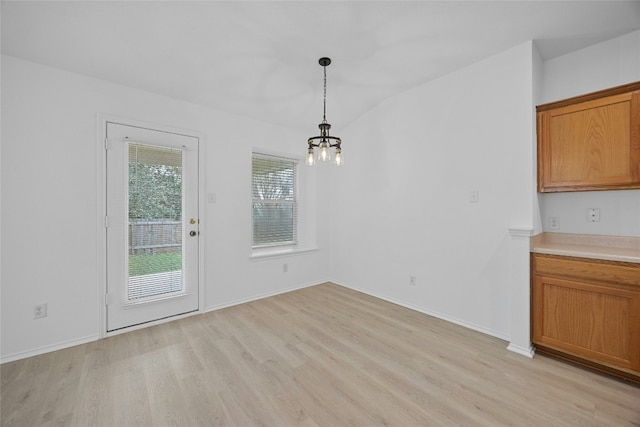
[189,230,198,237]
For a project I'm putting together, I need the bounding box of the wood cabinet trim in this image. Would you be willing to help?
[532,253,640,288]
[631,91,640,182]
[536,112,544,192]
[534,345,640,383]
[536,81,640,112]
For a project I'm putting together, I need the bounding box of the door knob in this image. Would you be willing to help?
[189,230,198,237]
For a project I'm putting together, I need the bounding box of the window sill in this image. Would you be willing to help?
[250,247,318,261]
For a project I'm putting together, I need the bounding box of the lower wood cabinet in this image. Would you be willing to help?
[531,253,640,382]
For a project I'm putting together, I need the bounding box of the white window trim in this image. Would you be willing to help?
[250,246,318,261]
[250,148,317,259]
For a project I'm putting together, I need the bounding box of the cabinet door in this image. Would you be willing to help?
[537,90,640,192]
[533,274,640,370]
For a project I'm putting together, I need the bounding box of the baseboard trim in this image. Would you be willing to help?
[203,280,327,313]
[2,280,529,364]
[1,334,99,364]
[2,281,327,364]
[507,342,535,358]
[332,280,510,342]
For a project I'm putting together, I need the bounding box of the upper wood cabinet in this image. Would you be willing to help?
[537,81,640,192]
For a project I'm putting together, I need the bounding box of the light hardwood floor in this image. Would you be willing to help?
[2,282,639,426]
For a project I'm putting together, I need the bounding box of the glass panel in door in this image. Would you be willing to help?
[128,143,184,302]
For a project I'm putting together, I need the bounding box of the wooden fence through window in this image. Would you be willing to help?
[129,220,182,254]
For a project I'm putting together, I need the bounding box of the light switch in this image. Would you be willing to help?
[207,193,216,204]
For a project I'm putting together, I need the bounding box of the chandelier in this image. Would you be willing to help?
[307,57,343,166]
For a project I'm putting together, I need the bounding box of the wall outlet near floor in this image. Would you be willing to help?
[34,303,47,319]
[587,208,601,223]
[549,217,560,230]
[282,263,288,273]
[409,275,417,286]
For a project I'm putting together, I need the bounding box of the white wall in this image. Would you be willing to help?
[1,55,331,361]
[5,31,635,362]
[330,42,536,348]
[532,43,544,235]
[538,30,640,237]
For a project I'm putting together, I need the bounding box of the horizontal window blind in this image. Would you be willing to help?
[252,153,298,248]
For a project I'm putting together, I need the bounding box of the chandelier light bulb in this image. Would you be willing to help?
[334,148,343,166]
[306,148,316,166]
[320,144,330,162]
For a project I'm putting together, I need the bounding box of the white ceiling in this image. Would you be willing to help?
[2,1,639,131]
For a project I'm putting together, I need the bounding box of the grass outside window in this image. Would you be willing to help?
[129,251,182,276]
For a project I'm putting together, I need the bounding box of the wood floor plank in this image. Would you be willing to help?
[69,344,114,427]
[2,282,640,426]
[110,364,153,427]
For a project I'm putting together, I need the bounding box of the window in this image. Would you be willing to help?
[252,153,298,248]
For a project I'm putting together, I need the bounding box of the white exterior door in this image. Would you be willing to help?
[106,122,199,332]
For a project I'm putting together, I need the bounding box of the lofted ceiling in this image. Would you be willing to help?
[2,1,639,132]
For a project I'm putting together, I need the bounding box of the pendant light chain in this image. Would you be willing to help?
[323,64,327,123]
[306,57,342,166]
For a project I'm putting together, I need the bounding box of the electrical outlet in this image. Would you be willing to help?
[587,208,601,223]
[283,263,288,273]
[34,303,47,319]
[409,275,417,286]
[549,217,560,230]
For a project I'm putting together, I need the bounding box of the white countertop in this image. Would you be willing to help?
[531,232,640,264]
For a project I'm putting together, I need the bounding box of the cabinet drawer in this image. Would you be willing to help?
[532,254,640,288]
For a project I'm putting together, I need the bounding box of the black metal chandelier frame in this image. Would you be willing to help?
[307,57,342,160]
